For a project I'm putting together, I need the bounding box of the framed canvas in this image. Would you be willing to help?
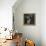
[24,13,35,25]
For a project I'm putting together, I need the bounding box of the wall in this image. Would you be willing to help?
[0,0,17,30]
[13,0,41,46]
[41,0,46,46]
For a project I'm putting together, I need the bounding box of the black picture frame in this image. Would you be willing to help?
[24,13,35,25]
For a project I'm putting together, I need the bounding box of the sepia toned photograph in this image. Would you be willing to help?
[0,0,45,46]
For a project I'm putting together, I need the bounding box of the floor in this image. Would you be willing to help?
[0,39,24,46]
[0,39,16,46]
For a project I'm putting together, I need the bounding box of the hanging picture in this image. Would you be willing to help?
[24,13,35,25]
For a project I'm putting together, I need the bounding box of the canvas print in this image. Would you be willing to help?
[24,13,35,25]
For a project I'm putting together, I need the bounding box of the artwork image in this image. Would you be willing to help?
[24,13,35,25]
